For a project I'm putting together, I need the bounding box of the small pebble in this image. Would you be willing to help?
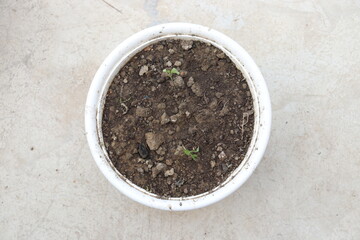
[210,161,216,168]
[156,45,164,50]
[139,65,148,76]
[170,115,178,123]
[164,168,175,177]
[156,147,166,156]
[123,78,128,83]
[152,163,166,178]
[201,64,210,71]
[218,151,227,161]
[137,168,144,174]
[157,103,166,109]
[178,102,187,110]
[165,61,172,67]
[165,159,173,166]
[216,52,226,58]
[221,163,229,172]
[145,132,164,150]
[138,143,150,159]
[174,60,182,67]
[180,40,193,50]
[160,112,170,125]
[174,145,183,155]
[209,99,218,110]
[168,49,175,54]
[146,55,154,61]
[173,76,185,88]
[215,92,223,98]
[135,106,150,117]
[191,83,203,96]
[187,77,194,87]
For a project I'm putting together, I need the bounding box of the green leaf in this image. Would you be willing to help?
[170,68,180,75]
[163,69,168,73]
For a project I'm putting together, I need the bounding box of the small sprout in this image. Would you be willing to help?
[183,146,200,161]
[163,68,180,80]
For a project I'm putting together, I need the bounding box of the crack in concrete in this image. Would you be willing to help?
[101,0,123,14]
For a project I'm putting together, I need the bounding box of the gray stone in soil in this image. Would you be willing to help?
[152,163,166,178]
[135,106,150,117]
[173,76,185,88]
[174,60,182,67]
[174,145,183,155]
[178,102,187,110]
[180,40,193,50]
[215,92,224,98]
[221,163,229,172]
[201,64,210,71]
[164,168,174,177]
[138,143,149,159]
[156,147,166,156]
[191,82,203,96]
[216,52,226,58]
[209,99,218,110]
[160,112,170,125]
[145,132,164,150]
[157,103,166,109]
[170,114,179,123]
[139,65,148,76]
[218,151,227,161]
[187,77,194,87]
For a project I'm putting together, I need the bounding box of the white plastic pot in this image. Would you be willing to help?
[85,23,271,211]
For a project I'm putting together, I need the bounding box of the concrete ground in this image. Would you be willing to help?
[1,0,360,239]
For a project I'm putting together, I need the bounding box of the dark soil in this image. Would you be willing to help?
[102,39,254,197]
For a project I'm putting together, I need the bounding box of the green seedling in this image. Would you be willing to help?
[163,68,180,80]
[183,146,200,161]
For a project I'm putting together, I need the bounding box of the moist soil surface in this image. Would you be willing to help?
[102,39,254,197]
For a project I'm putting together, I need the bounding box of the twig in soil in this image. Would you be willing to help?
[119,84,131,115]
[239,110,254,139]
[203,93,209,104]
[220,100,229,111]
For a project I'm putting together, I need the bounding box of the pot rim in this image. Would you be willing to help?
[85,22,271,211]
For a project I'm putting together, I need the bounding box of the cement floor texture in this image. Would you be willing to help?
[1,0,360,239]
